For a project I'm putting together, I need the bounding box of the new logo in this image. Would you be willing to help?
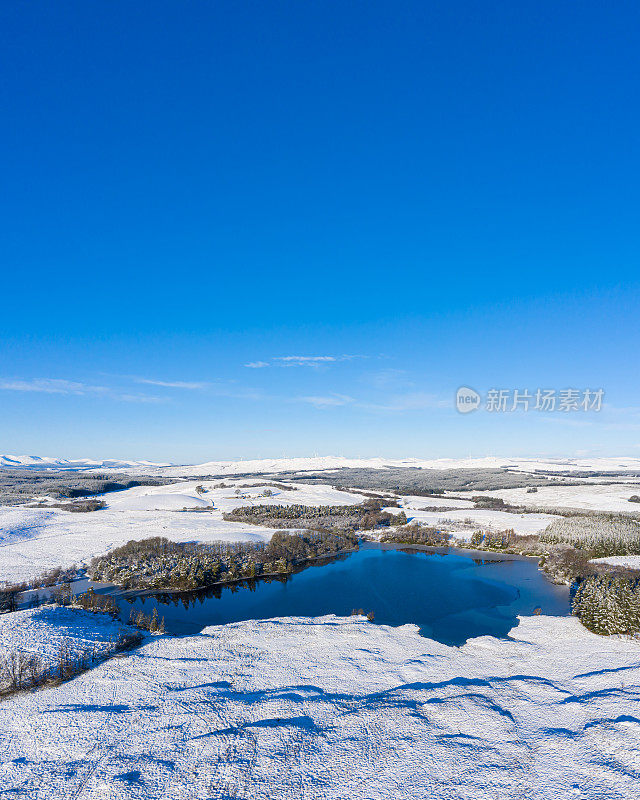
[456,386,480,414]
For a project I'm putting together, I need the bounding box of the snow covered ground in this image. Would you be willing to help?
[2,455,640,585]
[456,482,640,514]
[3,462,640,798]
[5,452,640,476]
[590,556,640,570]
[0,480,366,584]
[401,507,559,539]
[1,610,640,799]
[397,496,559,538]
[0,605,134,668]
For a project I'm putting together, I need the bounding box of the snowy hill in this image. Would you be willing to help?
[160,455,640,477]
[0,454,169,471]
[4,453,640,476]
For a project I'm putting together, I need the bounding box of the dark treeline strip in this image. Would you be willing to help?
[468,496,640,519]
[283,467,578,494]
[334,487,401,502]
[0,471,177,505]
[223,501,407,531]
[89,530,360,591]
[235,482,298,491]
[27,499,107,512]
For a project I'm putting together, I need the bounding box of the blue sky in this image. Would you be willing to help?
[1,1,639,463]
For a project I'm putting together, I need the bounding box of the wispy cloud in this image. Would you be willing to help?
[538,415,597,429]
[276,356,338,366]
[0,378,165,404]
[0,378,108,396]
[134,378,208,390]
[117,393,167,404]
[362,369,415,391]
[602,403,640,417]
[295,394,355,408]
[0,375,450,415]
[360,392,450,412]
[244,355,365,369]
[292,390,449,412]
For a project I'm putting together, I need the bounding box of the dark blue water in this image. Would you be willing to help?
[117,544,570,646]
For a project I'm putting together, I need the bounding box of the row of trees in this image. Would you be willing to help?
[28,499,107,512]
[469,529,518,550]
[1,565,80,612]
[223,501,407,531]
[468,515,640,563]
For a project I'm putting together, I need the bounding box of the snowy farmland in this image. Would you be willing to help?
[152,454,640,478]
[397,495,559,539]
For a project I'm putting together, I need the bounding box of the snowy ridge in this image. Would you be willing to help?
[4,453,640,475]
[160,455,640,477]
[0,454,169,470]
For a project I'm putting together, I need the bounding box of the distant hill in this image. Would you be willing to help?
[0,454,169,471]
[159,455,640,478]
[4,453,640,476]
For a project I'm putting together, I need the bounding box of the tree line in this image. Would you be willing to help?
[89,529,359,591]
[223,501,407,531]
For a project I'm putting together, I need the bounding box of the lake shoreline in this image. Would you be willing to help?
[116,544,361,599]
[120,540,549,601]
[118,540,571,645]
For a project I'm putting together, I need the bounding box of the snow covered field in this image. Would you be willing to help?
[0,480,366,584]
[1,609,640,799]
[0,454,169,470]
[398,496,559,538]
[456,482,640,514]
[590,555,640,570]
[0,605,134,668]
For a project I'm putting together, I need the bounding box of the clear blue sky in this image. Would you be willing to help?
[1,0,639,462]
